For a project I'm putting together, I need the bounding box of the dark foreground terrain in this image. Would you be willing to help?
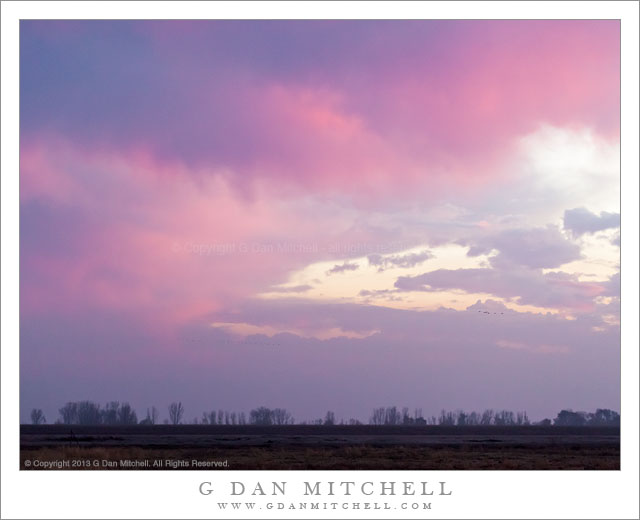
[20,425,619,470]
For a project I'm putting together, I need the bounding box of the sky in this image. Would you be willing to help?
[19,20,620,424]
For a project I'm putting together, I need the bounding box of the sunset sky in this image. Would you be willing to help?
[20,20,620,423]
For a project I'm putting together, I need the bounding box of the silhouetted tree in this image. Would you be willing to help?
[480,409,494,425]
[324,411,335,426]
[272,408,293,425]
[117,402,138,425]
[102,402,120,425]
[588,408,620,426]
[370,407,385,425]
[238,412,247,425]
[438,409,456,425]
[59,402,78,425]
[142,406,158,425]
[467,411,480,425]
[385,406,401,425]
[168,402,184,425]
[30,408,46,425]
[249,406,273,425]
[554,409,587,426]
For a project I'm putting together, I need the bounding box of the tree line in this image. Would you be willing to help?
[28,402,620,427]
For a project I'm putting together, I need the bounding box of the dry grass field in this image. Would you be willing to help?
[20,425,619,470]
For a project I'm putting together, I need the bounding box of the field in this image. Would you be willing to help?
[20,425,619,470]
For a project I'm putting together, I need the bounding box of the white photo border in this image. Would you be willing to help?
[2,2,638,519]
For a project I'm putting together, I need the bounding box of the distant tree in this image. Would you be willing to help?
[102,402,120,425]
[438,409,455,426]
[324,411,335,426]
[249,407,273,425]
[118,403,138,425]
[370,407,385,425]
[143,406,158,425]
[467,411,480,425]
[414,408,423,422]
[537,418,552,426]
[494,410,515,426]
[168,402,184,425]
[588,408,620,426]
[384,406,400,425]
[59,402,78,425]
[230,412,237,425]
[217,410,224,425]
[480,409,494,425]
[456,410,467,426]
[30,408,46,425]
[348,418,362,425]
[273,408,294,425]
[238,412,247,425]
[402,407,412,425]
[554,409,587,426]
[224,411,230,425]
[202,411,215,425]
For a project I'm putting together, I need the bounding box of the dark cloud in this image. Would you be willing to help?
[326,262,359,275]
[563,207,620,237]
[367,249,433,272]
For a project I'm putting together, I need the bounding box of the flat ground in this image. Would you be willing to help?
[20,425,619,470]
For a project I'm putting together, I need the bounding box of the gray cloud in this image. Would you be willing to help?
[463,226,581,269]
[367,249,433,272]
[563,207,620,237]
[394,267,607,311]
[326,262,359,275]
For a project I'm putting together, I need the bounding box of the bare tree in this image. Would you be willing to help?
[480,409,494,425]
[238,412,246,425]
[168,402,184,425]
[384,406,400,425]
[118,402,138,425]
[249,407,273,425]
[30,408,46,425]
[324,411,335,426]
[217,409,224,425]
[144,406,158,425]
[102,402,119,425]
[59,402,78,425]
[273,408,293,425]
[370,407,385,425]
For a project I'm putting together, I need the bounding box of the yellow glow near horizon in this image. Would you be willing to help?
[257,243,561,315]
